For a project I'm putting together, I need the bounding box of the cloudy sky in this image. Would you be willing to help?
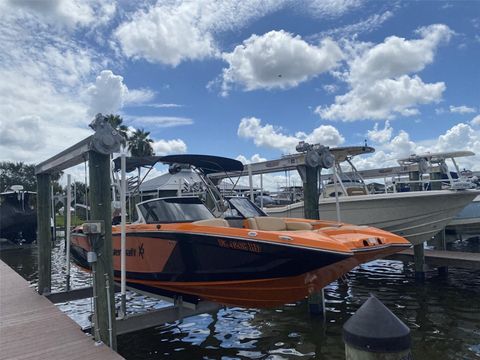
[1,0,479,187]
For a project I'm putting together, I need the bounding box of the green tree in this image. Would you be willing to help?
[105,114,129,144]
[128,128,154,157]
[72,181,88,205]
[0,161,62,192]
[0,162,36,191]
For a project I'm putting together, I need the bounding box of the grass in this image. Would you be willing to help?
[55,214,85,227]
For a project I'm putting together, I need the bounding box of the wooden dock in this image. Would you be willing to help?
[387,248,480,270]
[0,260,123,360]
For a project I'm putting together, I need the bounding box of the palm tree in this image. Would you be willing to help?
[105,114,129,144]
[128,128,154,157]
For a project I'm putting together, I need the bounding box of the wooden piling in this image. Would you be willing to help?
[300,165,324,314]
[413,243,425,281]
[409,170,421,191]
[89,150,117,349]
[435,230,448,276]
[303,165,320,220]
[430,171,442,190]
[37,173,52,295]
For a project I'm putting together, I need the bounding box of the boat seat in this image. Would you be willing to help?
[192,218,230,227]
[284,221,313,230]
[247,217,313,231]
[346,187,367,196]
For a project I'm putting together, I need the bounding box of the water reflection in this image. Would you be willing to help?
[1,238,479,359]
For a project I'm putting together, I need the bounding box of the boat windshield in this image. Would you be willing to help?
[138,197,214,224]
[227,197,267,218]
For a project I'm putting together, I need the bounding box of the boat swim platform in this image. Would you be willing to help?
[0,260,123,360]
[386,248,480,270]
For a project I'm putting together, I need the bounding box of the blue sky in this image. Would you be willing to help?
[0,0,479,184]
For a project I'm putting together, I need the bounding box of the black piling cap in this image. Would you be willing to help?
[343,295,411,353]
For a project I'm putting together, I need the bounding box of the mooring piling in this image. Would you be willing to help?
[413,243,426,281]
[88,149,118,350]
[343,295,412,360]
[37,173,52,295]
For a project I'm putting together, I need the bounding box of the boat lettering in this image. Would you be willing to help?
[217,239,261,253]
[113,242,145,258]
[113,248,136,256]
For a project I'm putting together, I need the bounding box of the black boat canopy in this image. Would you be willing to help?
[113,154,244,174]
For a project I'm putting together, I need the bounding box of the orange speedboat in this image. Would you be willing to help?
[71,155,410,308]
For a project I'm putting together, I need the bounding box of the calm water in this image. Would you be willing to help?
[1,237,480,360]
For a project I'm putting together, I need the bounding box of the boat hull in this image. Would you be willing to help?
[266,190,479,245]
[71,227,407,308]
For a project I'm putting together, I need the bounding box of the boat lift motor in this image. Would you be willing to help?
[296,141,335,169]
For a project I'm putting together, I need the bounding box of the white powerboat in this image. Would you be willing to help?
[266,147,479,245]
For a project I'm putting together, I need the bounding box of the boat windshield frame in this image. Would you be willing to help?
[137,197,215,224]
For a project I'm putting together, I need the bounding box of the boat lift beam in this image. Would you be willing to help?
[209,154,307,179]
[35,136,93,175]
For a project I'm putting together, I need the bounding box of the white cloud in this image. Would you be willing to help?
[4,0,116,29]
[471,115,480,126]
[436,123,477,151]
[367,120,393,143]
[0,116,45,151]
[86,70,158,115]
[0,10,99,163]
[124,88,156,105]
[318,75,445,120]
[305,0,363,17]
[319,10,394,38]
[353,123,480,172]
[449,105,476,114]
[350,130,417,170]
[237,117,344,153]
[152,139,188,155]
[0,10,140,164]
[114,0,285,66]
[220,30,343,95]
[86,70,128,115]
[148,103,183,109]
[129,116,193,128]
[323,84,339,94]
[317,24,453,121]
[236,154,267,164]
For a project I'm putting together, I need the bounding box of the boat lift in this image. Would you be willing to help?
[34,114,220,351]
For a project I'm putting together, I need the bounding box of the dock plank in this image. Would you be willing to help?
[386,249,480,270]
[0,260,123,360]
